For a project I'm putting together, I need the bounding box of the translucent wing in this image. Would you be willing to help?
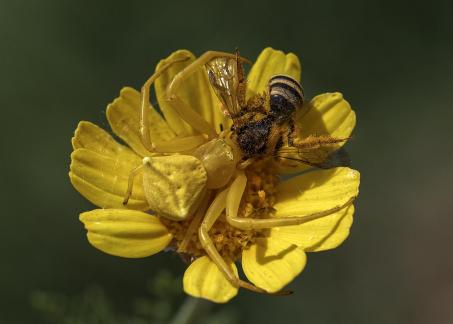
[276,135,351,169]
[205,57,242,119]
[277,146,351,169]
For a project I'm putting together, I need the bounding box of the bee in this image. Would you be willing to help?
[206,50,349,169]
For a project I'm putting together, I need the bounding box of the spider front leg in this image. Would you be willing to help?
[139,55,206,154]
[123,57,205,205]
[226,172,355,231]
[198,188,268,294]
[122,164,144,205]
[198,187,292,295]
[166,51,250,139]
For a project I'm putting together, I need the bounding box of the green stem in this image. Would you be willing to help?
[169,296,212,324]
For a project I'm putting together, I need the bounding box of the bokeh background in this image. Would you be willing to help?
[1,0,453,323]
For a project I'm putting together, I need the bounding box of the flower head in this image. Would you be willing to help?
[69,48,360,303]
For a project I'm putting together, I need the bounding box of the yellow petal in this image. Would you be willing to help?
[242,237,307,293]
[277,92,356,174]
[69,148,148,210]
[80,209,172,258]
[106,87,176,157]
[271,205,354,252]
[271,167,359,251]
[183,256,238,303]
[247,47,301,97]
[71,121,138,155]
[299,92,356,140]
[154,50,224,135]
[141,155,207,221]
[275,167,359,215]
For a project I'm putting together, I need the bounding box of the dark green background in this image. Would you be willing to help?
[2,0,453,323]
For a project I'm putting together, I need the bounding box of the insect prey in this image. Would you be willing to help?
[205,51,348,169]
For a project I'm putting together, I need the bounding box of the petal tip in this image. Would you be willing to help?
[327,92,344,103]
[78,210,90,226]
[348,168,360,180]
[119,86,137,97]
[242,239,307,293]
[183,256,238,303]
[157,49,194,68]
[72,121,90,146]
[262,46,276,53]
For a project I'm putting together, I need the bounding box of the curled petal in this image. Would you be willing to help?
[242,237,307,293]
[106,87,176,157]
[247,47,301,97]
[80,209,172,258]
[183,256,238,303]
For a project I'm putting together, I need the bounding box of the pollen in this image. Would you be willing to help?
[160,160,279,262]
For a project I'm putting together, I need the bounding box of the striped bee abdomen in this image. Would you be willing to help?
[268,75,304,122]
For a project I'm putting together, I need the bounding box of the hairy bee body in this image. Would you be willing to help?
[206,53,345,168]
[268,75,304,123]
[234,116,274,156]
[230,74,304,159]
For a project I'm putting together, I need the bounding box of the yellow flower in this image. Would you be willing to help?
[69,48,360,303]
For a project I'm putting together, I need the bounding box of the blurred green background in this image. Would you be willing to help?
[1,0,453,323]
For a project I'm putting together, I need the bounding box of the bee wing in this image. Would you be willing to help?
[302,147,351,169]
[277,146,351,169]
[206,57,242,119]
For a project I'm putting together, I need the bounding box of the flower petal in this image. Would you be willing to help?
[69,148,148,210]
[277,93,356,174]
[242,237,307,293]
[154,50,224,135]
[106,87,176,157]
[71,120,136,154]
[183,256,238,303]
[271,205,354,252]
[271,167,359,251]
[79,209,172,258]
[70,121,148,209]
[299,92,356,140]
[275,167,359,215]
[247,47,301,97]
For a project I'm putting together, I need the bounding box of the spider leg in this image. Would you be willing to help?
[226,172,355,231]
[166,51,250,139]
[122,164,144,205]
[198,187,287,295]
[140,55,191,152]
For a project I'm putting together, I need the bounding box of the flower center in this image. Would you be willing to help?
[160,160,278,262]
